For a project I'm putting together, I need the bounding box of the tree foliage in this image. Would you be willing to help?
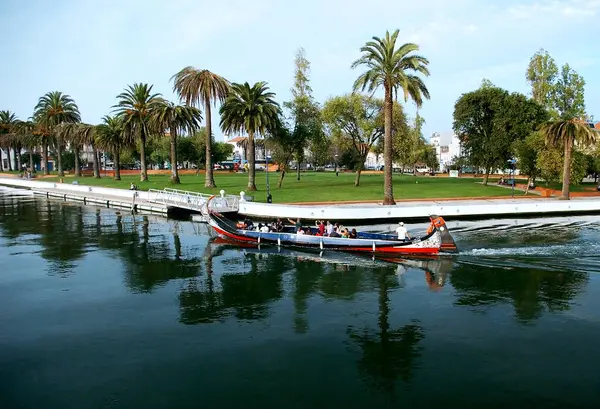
[322,94,383,185]
[453,85,547,184]
[526,48,558,112]
[553,64,586,120]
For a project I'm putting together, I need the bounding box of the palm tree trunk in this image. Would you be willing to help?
[74,146,81,178]
[92,144,101,178]
[204,99,216,188]
[139,131,148,182]
[7,147,13,171]
[278,168,286,188]
[561,137,572,200]
[296,162,300,181]
[114,149,121,180]
[383,85,395,205]
[29,151,34,173]
[43,142,49,175]
[16,145,22,171]
[247,130,257,191]
[0,148,4,171]
[57,142,64,177]
[170,124,180,184]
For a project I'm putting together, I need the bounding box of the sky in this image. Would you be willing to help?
[1,0,598,142]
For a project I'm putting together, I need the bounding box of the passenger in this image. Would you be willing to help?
[288,218,302,232]
[244,218,254,231]
[316,220,326,236]
[256,223,263,232]
[349,228,357,239]
[260,224,270,233]
[325,221,334,236]
[303,226,312,235]
[276,218,284,232]
[395,222,411,241]
[341,229,349,238]
[297,227,305,235]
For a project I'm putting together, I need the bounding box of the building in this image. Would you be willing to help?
[225,136,270,162]
[429,131,462,172]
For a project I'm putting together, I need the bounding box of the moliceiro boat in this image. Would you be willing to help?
[205,197,458,256]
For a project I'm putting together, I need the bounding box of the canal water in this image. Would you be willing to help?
[1,189,600,409]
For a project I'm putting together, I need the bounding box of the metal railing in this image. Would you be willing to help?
[147,188,240,212]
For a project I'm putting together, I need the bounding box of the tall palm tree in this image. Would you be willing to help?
[172,67,230,187]
[352,30,430,205]
[220,82,281,191]
[33,91,81,176]
[0,110,19,171]
[149,100,202,183]
[95,116,128,180]
[113,83,161,182]
[541,119,598,200]
[76,123,101,178]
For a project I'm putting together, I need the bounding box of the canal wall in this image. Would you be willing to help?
[3,177,600,221]
[0,177,167,214]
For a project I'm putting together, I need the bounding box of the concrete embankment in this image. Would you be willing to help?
[0,177,167,214]
[3,177,600,222]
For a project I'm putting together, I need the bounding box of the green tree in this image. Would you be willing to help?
[284,48,323,181]
[553,64,586,120]
[33,91,81,176]
[220,82,281,191]
[540,119,597,199]
[322,94,383,186]
[171,67,230,187]
[526,48,558,112]
[95,115,128,180]
[513,131,545,189]
[114,83,162,182]
[453,86,547,184]
[352,29,430,205]
[177,136,201,168]
[149,99,202,183]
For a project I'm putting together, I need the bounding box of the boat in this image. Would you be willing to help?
[204,197,458,256]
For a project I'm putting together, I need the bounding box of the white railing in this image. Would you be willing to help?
[148,188,240,212]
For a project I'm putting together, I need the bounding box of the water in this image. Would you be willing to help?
[1,189,600,409]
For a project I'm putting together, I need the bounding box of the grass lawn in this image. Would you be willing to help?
[39,171,545,203]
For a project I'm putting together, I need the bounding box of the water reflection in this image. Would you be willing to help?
[1,196,598,405]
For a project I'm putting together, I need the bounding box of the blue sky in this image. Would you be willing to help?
[1,0,598,141]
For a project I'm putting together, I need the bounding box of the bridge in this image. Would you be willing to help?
[147,188,241,215]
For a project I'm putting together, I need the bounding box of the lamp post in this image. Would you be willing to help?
[266,154,272,203]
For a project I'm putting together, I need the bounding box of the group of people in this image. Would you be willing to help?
[238,217,411,241]
[288,218,358,238]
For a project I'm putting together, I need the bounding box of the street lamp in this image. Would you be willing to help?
[334,154,339,176]
[266,155,272,203]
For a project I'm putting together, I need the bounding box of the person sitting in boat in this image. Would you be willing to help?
[297,227,306,235]
[243,218,254,230]
[341,229,349,238]
[349,228,358,239]
[288,218,302,232]
[260,223,270,233]
[395,222,411,241]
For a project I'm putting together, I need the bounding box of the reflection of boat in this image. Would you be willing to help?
[211,236,454,280]
[206,197,458,256]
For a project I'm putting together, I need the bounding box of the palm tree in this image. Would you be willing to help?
[14,120,39,172]
[33,92,81,176]
[76,123,101,178]
[541,119,598,200]
[95,116,128,180]
[220,82,281,191]
[172,67,230,187]
[113,83,161,182]
[149,99,202,183]
[0,110,19,171]
[352,30,430,205]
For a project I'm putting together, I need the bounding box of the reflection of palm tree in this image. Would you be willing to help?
[291,259,323,333]
[450,263,588,323]
[349,270,425,397]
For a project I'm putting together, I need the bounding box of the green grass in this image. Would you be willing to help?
[40,171,545,203]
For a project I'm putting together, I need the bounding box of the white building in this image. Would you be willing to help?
[429,131,462,172]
